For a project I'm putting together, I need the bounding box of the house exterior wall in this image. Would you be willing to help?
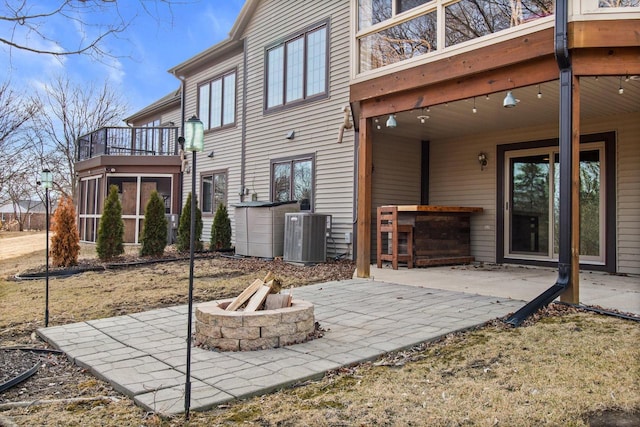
[239,0,355,257]
[182,50,244,240]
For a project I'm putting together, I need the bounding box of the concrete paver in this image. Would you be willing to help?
[38,270,638,416]
[38,278,524,416]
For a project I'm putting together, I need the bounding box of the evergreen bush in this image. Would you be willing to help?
[50,195,80,267]
[176,192,203,253]
[97,185,124,260]
[210,203,231,251]
[140,190,168,257]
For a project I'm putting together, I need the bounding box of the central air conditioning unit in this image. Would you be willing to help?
[284,212,331,265]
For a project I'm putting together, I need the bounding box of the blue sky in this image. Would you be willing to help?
[1,0,244,117]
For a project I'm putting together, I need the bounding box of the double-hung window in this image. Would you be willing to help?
[266,22,328,110]
[198,70,236,130]
[271,156,314,211]
[201,171,227,214]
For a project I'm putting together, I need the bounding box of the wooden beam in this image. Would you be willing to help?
[561,74,580,304]
[350,28,554,103]
[359,56,558,119]
[572,47,640,76]
[569,20,640,49]
[356,116,372,278]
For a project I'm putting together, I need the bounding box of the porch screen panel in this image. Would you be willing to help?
[358,0,392,30]
[510,155,549,255]
[359,11,437,72]
[598,0,639,7]
[445,0,554,48]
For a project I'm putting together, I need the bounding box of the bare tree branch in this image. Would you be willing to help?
[29,75,129,200]
[1,0,179,60]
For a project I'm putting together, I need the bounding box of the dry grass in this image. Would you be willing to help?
[184,312,639,427]
[1,235,639,426]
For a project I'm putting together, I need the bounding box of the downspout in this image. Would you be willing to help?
[506,0,573,326]
[240,38,248,202]
[172,73,187,216]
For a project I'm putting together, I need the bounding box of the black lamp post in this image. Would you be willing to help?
[182,115,204,419]
[41,168,53,327]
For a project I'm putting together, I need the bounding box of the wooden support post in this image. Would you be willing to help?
[356,115,372,278]
[561,74,580,304]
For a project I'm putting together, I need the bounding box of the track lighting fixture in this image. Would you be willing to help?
[503,91,518,108]
[386,114,397,128]
[618,76,624,95]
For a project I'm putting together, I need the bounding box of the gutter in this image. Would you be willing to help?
[506,0,573,326]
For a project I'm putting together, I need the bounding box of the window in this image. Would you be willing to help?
[271,156,314,210]
[357,0,553,73]
[198,71,236,130]
[201,171,227,214]
[266,23,328,110]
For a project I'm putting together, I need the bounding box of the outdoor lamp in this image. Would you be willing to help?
[386,114,397,128]
[184,115,204,152]
[184,114,203,419]
[41,169,53,189]
[41,168,53,327]
[503,91,517,108]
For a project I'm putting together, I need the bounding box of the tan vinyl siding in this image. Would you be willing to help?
[429,134,499,263]
[182,51,244,241]
[241,0,354,258]
[370,134,422,259]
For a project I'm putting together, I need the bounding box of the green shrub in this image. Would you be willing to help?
[140,191,168,257]
[50,195,80,267]
[210,203,232,251]
[176,192,203,253]
[97,185,124,260]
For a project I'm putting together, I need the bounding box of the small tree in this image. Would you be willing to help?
[50,195,80,267]
[176,192,203,253]
[210,203,231,251]
[97,185,124,260]
[140,190,168,257]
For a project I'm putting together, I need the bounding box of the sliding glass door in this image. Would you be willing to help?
[505,143,605,264]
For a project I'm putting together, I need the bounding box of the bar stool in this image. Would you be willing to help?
[377,205,414,269]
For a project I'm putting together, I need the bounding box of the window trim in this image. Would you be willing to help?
[263,19,330,113]
[197,68,237,132]
[270,154,316,211]
[200,169,228,216]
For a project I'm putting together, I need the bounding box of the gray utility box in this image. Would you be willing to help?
[165,214,179,244]
[234,201,300,258]
[284,213,331,264]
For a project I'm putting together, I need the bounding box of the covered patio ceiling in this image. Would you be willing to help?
[371,76,640,140]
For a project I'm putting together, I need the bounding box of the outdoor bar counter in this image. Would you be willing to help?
[396,205,483,267]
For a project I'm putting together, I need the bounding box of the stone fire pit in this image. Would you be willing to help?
[195,298,315,351]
